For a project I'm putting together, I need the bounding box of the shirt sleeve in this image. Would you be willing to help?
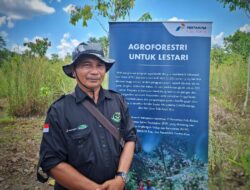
[119,95,137,142]
[38,106,67,173]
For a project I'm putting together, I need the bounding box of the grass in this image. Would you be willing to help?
[208,95,250,189]
[0,116,15,125]
[0,50,249,189]
[210,53,247,109]
[0,54,75,117]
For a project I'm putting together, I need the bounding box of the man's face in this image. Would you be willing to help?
[146,180,152,186]
[74,56,106,90]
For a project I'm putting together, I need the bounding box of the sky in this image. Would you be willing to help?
[0,0,249,58]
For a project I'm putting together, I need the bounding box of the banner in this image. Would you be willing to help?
[109,22,212,190]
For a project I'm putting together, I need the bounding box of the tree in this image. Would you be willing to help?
[87,37,99,43]
[0,35,14,66]
[224,30,250,61]
[0,36,6,66]
[0,36,6,50]
[51,53,59,60]
[211,47,226,68]
[70,0,135,25]
[49,53,60,64]
[69,0,152,33]
[87,36,109,56]
[217,0,250,17]
[69,0,152,56]
[217,0,250,112]
[245,56,250,112]
[138,12,152,21]
[23,38,51,57]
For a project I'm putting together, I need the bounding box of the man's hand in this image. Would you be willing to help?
[97,141,135,190]
[99,176,125,190]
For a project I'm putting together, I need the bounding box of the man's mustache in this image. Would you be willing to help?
[87,76,101,80]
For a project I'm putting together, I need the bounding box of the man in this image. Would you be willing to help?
[145,179,155,190]
[38,42,136,190]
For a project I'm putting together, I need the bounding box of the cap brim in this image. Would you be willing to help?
[62,53,115,78]
[62,64,74,78]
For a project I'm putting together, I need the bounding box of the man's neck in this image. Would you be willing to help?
[78,84,100,104]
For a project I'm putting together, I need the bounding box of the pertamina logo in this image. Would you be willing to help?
[175,23,209,35]
[176,23,185,31]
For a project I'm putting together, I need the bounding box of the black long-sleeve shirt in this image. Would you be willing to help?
[38,85,136,189]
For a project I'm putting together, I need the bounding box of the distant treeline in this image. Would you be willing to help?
[0,30,249,116]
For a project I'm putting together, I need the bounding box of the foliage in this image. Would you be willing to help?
[217,0,250,14]
[138,12,152,21]
[0,35,6,50]
[87,36,109,56]
[70,0,135,27]
[49,53,60,64]
[0,35,14,67]
[70,5,92,27]
[217,0,250,113]
[0,116,15,126]
[208,95,250,189]
[210,49,248,107]
[126,171,137,190]
[210,47,226,68]
[23,38,51,57]
[224,30,250,61]
[240,149,250,178]
[228,148,250,179]
[0,54,75,116]
[131,136,208,190]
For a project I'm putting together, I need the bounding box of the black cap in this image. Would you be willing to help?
[62,42,115,78]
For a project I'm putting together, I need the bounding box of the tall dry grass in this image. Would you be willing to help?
[0,54,75,116]
[210,52,248,111]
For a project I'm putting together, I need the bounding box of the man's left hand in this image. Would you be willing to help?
[100,176,125,190]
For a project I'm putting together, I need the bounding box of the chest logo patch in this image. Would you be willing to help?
[78,124,88,130]
[111,112,121,123]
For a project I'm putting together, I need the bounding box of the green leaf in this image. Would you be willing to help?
[138,12,152,21]
[81,5,93,27]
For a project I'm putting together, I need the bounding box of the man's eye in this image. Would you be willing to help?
[98,64,105,68]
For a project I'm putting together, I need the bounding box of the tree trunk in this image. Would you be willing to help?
[243,55,250,114]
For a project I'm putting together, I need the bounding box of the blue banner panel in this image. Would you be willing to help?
[109,22,212,190]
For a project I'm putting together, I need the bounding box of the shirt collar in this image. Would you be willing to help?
[100,88,113,101]
[74,85,112,104]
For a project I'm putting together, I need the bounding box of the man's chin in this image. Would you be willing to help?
[85,83,101,90]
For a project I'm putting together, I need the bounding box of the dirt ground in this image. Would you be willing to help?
[0,98,249,190]
[0,98,53,190]
[0,116,53,190]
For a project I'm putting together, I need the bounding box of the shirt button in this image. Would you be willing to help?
[102,144,106,148]
[99,125,102,128]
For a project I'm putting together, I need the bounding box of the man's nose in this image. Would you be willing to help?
[89,66,99,74]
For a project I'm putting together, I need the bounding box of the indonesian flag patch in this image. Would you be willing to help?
[43,123,49,133]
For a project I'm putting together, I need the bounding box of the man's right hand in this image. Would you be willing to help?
[98,177,125,190]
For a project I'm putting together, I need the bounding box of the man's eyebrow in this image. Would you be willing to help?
[78,59,91,64]
[97,61,105,65]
